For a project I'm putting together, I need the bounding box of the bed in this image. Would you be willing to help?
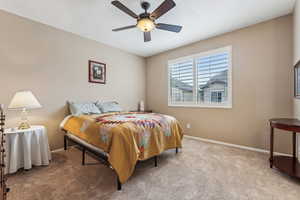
[60,111,183,190]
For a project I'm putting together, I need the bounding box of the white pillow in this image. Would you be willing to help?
[68,101,101,116]
[95,101,123,113]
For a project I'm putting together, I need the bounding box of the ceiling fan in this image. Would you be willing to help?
[111,0,182,42]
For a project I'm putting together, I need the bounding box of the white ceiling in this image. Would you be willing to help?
[0,0,296,57]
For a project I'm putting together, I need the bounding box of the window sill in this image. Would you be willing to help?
[168,103,232,109]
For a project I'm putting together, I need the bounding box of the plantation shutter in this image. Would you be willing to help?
[196,52,229,104]
[169,59,194,103]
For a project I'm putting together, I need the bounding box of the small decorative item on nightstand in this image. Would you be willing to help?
[8,90,42,130]
[5,125,51,174]
[138,100,145,112]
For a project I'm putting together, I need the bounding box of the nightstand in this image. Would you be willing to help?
[4,125,51,174]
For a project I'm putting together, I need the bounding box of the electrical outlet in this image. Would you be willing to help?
[186,123,191,129]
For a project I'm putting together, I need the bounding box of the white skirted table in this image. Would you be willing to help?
[4,125,51,174]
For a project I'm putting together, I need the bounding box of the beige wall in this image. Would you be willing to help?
[293,1,300,158]
[146,15,294,154]
[0,9,294,154]
[0,10,146,150]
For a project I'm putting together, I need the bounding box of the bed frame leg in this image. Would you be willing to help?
[176,147,178,154]
[82,148,86,165]
[64,135,67,150]
[154,156,158,167]
[117,177,122,191]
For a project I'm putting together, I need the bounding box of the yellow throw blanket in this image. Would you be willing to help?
[61,112,183,183]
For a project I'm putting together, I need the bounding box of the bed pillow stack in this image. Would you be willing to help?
[68,101,102,116]
[95,101,123,113]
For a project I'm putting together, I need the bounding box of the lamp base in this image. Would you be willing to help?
[18,122,30,130]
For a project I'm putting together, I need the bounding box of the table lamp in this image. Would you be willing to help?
[8,91,42,129]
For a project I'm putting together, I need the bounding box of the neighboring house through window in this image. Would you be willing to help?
[211,91,223,103]
[168,46,232,108]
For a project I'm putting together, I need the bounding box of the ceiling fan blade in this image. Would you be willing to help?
[111,1,138,19]
[112,25,136,32]
[144,32,151,42]
[156,23,182,33]
[150,0,176,20]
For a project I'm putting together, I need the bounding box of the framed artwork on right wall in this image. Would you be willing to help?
[295,60,300,98]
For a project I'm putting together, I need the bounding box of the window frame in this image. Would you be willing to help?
[167,46,232,109]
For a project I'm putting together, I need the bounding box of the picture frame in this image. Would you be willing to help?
[295,60,300,98]
[89,60,106,84]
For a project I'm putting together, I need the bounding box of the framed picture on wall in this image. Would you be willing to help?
[295,60,300,98]
[89,60,106,84]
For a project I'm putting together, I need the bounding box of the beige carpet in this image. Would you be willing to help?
[7,138,300,200]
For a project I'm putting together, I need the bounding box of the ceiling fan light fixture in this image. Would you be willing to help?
[137,18,155,32]
[111,0,182,42]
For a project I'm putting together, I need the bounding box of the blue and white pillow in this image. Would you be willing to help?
[95,101,123,113]
[68,101,102,116]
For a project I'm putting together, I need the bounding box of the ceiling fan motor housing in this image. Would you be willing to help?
[141,1,151,11]
[139,13,151,20]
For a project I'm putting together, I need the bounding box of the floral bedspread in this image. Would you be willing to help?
[61,112,183,183]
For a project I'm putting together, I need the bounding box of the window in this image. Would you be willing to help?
[169,59,194,103]
[211,91,222,103]
[168,46,232,108]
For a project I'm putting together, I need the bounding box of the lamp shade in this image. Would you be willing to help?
[8,91,42,110]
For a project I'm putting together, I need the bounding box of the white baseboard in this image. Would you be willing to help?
[51,147,65,153]
[51,136,292,157]
[51,145,78,153]
[184,135,291,157]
